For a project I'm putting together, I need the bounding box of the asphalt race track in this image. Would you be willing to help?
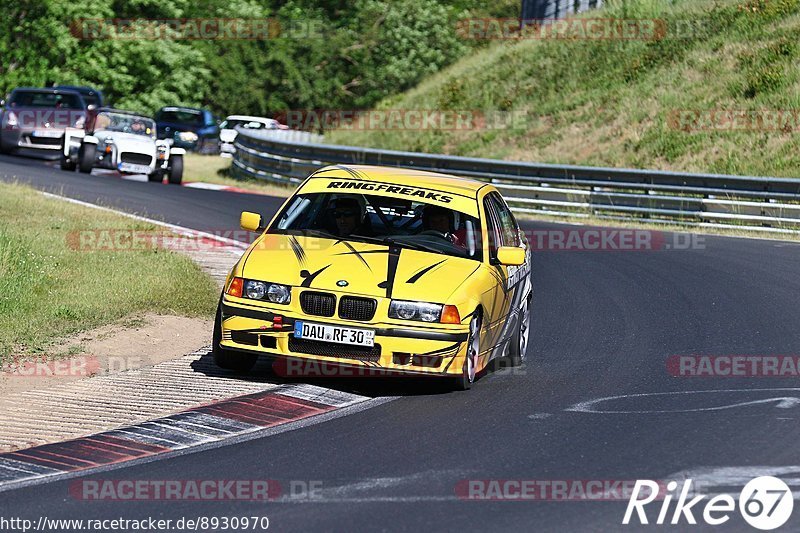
[3,153,800,531]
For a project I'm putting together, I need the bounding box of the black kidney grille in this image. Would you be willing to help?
[120,152,153,166]
[338,296,377,321]
[300,291,336,317]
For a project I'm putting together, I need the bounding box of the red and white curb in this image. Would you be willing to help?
[86,168,272,196]
[0,383,376,491]
[0,194,389,492]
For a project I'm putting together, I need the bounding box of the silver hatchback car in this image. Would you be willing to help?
[0,88,87,154]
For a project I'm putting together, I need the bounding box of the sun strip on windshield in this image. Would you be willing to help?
[299,177,480,217]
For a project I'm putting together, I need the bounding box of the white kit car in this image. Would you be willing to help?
[218,115,287,156]
[61,108,185,184]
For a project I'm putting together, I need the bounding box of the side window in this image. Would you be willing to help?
[483,197,503,262]
[489,193,520,247]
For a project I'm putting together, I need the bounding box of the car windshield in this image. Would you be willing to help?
[93,112,155,138]
[269,192,483,261]
[81,93,101,107]
[157,109,204,125]
[9,91,84,109]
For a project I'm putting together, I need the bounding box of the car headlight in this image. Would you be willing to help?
[389,300,443,323]
[267,283,291,304]
[6,111,18,127]
[178,131,198,142]
[243,280,291,304]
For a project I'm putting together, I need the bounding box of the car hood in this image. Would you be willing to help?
[95,131,156,155]
[241,234,480,302]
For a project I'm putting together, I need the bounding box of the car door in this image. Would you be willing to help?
[482,192,529,358]
[480,194,513,358]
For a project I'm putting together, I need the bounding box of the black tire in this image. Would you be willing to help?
[453,311,481,391]
[147,171,163,183]
[167,155,183,184]
[212,300,257,373]
[78,143,95,174]
[60,139,76,171]
[507,296,531,367]
[0,140,16,155]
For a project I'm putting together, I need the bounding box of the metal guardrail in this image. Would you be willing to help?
[522,0,604,21]
[232,129,800,234]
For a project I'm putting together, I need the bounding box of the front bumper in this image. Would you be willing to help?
[219,141,236,155]
[2,128,64,151]
[220,299,469,377]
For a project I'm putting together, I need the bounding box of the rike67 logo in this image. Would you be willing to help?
[624,476,793,530]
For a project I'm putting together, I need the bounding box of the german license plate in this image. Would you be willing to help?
[118,163,152,174]
[294,321,375,347]
[32,130,61,138]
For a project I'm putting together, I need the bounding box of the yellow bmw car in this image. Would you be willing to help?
[214,165,532,389]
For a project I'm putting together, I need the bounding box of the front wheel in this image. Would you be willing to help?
[78,144,95,174]
[212,301,257,373]
[167,155,183,185]
[453,312,481,391]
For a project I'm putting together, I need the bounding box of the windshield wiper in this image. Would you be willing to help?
[349,234,443,255]
[348,234,389,245]
[299,229,339,240]
[384,237,445,255]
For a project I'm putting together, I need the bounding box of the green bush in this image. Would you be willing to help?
[1,0,517,117]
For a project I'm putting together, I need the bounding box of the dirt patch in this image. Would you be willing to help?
[0,314,212,396]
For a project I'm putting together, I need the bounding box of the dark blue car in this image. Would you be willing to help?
[155,106,219,152]
[53,85,104,109]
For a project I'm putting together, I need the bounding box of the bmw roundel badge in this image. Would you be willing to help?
[337,280,349,287]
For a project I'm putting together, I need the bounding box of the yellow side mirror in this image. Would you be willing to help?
[496,246,525,266]
[240,211,263,232]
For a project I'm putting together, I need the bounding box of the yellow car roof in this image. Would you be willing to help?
[304,165,488,217]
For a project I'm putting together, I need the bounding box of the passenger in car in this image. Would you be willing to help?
[421,204,468,248]
[422,205,454,234]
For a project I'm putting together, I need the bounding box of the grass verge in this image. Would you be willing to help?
[327,0,800,178]
[0,182,218,362]
[183,153,293,197]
